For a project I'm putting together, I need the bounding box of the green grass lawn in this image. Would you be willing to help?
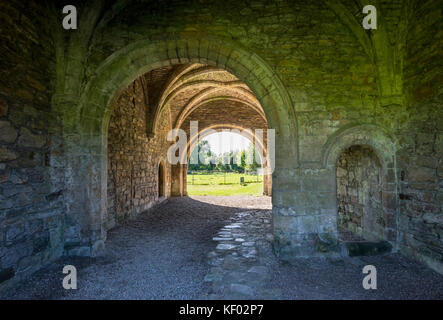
[187,172,263,196]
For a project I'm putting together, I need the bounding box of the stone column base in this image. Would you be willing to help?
[272,207,342,259]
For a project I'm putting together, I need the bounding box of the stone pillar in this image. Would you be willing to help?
[263,172,268,195]
[262,170,272,196]
[272,166,340,259]
[171,164,187,196]
[52,94,106,257]
[171,164,182,196]
[182,164,188,196]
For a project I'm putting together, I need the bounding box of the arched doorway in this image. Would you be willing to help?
[324,125,399,256]
[104,63,274,240]
[336,145,385,242]
[186,130,269,196]
[335,144,398,256]
[65,37,297,254]
[158,162,165,198]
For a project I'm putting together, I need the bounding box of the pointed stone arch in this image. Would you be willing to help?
[63,36,297,254]
[184,124,273,196]
[323,124,399,248]
[158,160,166,198]
[323,123,397,172]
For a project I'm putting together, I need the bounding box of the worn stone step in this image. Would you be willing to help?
[344,241,393,257]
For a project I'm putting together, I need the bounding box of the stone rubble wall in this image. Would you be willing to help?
[337,146,391,242]
[0,2,65,289]
[107,75,171,231]
[399,0,443,272]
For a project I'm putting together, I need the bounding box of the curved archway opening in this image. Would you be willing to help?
[187,131,268,196]
[158,162,165,198]
[105,61,273,236]
[65,37,297,253]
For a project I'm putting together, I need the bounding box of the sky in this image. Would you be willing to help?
[202,132,251,155]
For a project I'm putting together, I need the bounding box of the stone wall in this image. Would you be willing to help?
[66,0,440,271]
[398,0,443,272]
[337,146,387,241]
[0,1,64,289]
[0,0,442,291]
[107,74,171,231]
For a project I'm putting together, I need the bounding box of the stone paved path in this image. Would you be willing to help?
[205,210,276,299]
[1,196,443,300]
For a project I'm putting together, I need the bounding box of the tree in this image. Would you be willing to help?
[245,143,261,172]
[236,150,247,172]
[188,140,213,170]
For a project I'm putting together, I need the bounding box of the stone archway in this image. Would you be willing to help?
[337,146,386,241]
[183,124,272,196]
[158,161,165,198]
[152,62,271,198]
[63,37,297,254]
[324,124,399,251]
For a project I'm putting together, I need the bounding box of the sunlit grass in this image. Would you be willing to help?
[187,172,263,196]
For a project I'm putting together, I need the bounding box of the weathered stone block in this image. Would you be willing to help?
[408,167,436,183]
[345,241,392,257]
[17,128,46,148]
[0,121,17,143]
[437,161,443,178]
[65,245,91,257]
[0,147,18,162]
[0,99,8,117]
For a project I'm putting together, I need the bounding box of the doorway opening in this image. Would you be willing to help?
[336,145,395,256]
[158,162,165,198]
[106,62,273,230]
[187,131,265,196]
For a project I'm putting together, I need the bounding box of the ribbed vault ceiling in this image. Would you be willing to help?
[151,63,267,133]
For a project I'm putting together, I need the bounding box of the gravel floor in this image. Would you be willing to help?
[1,196,442,300]
[1,196,270,299]
[260,222,443,299]
[268,254,443,299]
